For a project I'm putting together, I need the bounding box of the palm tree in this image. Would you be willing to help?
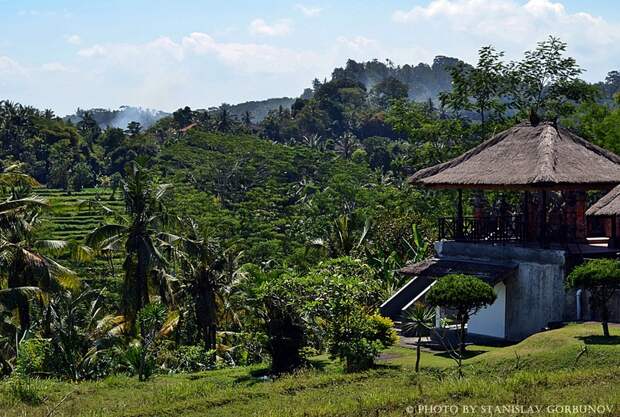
[402,303,435,372]
[173,219,247,350]
[217,105,232,132]
[86,161,172,325]
[0,197,79,332]
[310,214,372,257]
[334,132,359,160]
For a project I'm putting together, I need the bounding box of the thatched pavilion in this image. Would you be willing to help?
[381,121,620,341]
[410,121,620,247]
[587,185,620,248]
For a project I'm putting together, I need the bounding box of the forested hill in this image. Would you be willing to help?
[331,56,461,103]
[64,55,462,128]
[65,106,170,129]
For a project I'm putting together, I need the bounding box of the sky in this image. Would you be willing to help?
[1,0,620,115]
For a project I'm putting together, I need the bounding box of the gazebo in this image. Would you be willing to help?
[410,121,620,247]
[586,185,620,248]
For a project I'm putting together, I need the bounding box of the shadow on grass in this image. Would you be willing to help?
[233,367,272,385]
[434,349,487,360]
[233,360,330,385]
[372,363,401,370]
[577,335,620,345]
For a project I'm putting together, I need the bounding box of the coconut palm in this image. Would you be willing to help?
[0,199,79,331]
[0,165,77,334]
[402,303,435,372]
[170,219,247,350]
[310,214,372,258]
[86,160,173,326]
[334,132,360,160]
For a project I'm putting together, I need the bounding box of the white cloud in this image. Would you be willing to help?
[296,4,322,17]
[65,34,81,45]
[41,62,74,72]
[0,56,24,75]
[249,18,292,36]
[392,0,620,79]
[78,32,317,75]
[392,0,620,45]
[336,36,378,50]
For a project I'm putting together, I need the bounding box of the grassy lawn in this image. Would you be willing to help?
[1,323,619,417]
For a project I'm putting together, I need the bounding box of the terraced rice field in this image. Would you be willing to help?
[35,187,125,296]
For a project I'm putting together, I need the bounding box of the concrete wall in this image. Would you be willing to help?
[469,282,506,338]
[435,241,567,341]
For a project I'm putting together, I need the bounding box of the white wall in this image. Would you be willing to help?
[469,282,506,339]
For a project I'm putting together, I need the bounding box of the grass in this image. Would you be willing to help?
[1,323,618,417]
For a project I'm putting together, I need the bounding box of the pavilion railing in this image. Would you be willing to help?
[438,215,526,243]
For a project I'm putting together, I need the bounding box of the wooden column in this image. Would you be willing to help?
[575,191,586,241]
[456,189,464,240]
[611,215,618,249]
[563,191,576,242]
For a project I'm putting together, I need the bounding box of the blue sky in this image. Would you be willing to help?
[1,0,620,115]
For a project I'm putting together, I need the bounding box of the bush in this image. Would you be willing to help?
[327,307,397,372]
[15,338,52,377]
[157,343,216,373]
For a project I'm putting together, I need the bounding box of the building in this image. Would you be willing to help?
[380,121,620,341]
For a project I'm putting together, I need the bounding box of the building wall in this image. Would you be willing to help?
[436,241,567,341]
[504,262,566,340]
[469,282,506,338]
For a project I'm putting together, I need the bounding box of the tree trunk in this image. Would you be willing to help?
[195,270,218,351]
[459,316,467,357]
[415,335,422,372]
[601,301,610,338]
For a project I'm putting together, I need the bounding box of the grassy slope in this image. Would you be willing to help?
[2,323,618,417]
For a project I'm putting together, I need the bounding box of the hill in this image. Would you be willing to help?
[224,97,296,122]
[331,56,463,103]
[2,323,618,416]
[65,106,170,129]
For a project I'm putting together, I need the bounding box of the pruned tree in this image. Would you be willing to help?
[426,274,496,356]
[568,259,620,337]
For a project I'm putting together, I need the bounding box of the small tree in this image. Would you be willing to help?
[134,303,167,381]
[402,303,435,372]
[568,259,620,337]
[426,274,496,356]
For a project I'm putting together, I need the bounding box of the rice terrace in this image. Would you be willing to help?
[1,1,620,416]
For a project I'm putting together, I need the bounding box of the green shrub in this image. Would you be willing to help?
[157,343,216,373]
[327,307,397,372]
[15,338,52,377]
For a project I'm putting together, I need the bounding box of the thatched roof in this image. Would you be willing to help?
[409,122,620,190]
[400,258,516,286]
[587,185,620,217]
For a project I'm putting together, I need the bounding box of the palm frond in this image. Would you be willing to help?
[155,183,173,201]
[0,196,49,212]
[42,256,80,291]
[86,224,128,247]
[71,244,96,263]
[0,286,42,309]
[35,239,68,251]
[159,309,179,337]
